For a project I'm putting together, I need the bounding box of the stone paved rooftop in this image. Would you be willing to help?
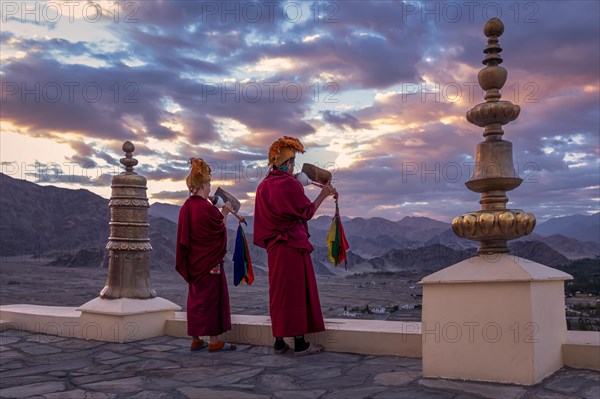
[0,330,598,399]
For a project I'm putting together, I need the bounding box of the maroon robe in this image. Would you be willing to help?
[176,196,231,336]
[254,170,325,337]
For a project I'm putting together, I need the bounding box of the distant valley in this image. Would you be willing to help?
[1,173,598,277]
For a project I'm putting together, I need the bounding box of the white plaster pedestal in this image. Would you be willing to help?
[77,297,181,343]
[420,254,572,385]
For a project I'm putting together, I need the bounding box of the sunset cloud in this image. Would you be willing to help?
[1,0,598,222]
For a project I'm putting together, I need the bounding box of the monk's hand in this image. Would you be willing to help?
[222,201,233,214]
[321,180,336,197]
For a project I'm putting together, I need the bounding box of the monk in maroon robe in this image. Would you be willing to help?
[176,158,236,352]
[254,136,337,356]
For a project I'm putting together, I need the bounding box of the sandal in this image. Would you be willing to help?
[209,341,237,352]
[294,343,323,357]
[274,343,290,355]
[190,340,208,352]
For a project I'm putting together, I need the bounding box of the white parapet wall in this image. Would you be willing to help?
[563,330,600,371]
[166,314,422,357]
[0,297,182,343]
[1,301,598,373]
[0,305,83,338]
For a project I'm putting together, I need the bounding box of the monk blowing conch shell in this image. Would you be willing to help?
[253,136,338,356]
[175,158,237,352]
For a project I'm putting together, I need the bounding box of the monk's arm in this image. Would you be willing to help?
[312,190,329,212]
[284,178,335,221]
[220,201,232,221]
[311,180,336,212]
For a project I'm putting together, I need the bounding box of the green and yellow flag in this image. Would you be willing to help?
[326,197,349,269]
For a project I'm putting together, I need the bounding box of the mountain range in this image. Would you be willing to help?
[535,213,600,243]
[0,173,176,270]
[1,173,598,276]
[146,200,599,265]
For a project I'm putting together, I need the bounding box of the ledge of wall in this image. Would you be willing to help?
[0,305,82,337]
[1,304,598,370]
[563,330,600,371]
[167,313,422,357]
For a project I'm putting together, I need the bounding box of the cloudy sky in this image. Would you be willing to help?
[1,0,598,222]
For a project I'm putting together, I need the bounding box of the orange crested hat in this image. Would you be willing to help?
[268,136,305,167]
[186,158,211,190]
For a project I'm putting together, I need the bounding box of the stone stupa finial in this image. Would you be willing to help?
[452,18,535,254]
[120,140,138,174]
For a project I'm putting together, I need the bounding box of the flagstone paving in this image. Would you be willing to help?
[0,330,598,399]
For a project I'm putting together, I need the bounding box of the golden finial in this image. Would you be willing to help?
[452,18,535,254]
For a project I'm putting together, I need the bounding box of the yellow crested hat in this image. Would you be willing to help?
[268,136,305,167]
[186,158,211,190]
